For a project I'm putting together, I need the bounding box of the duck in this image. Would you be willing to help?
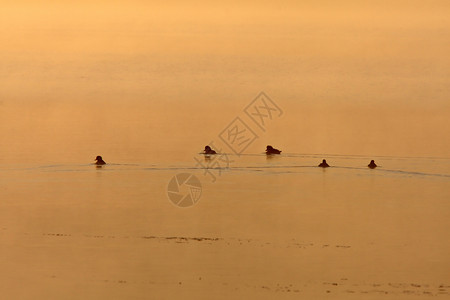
[204,145,217,155]
[266,145,281,155]
[318,159,330,168]
[95,156,106,165]
[368,160,377,169]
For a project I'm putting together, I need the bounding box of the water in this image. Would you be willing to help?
[1,152,449,298]
[1,1,449,299]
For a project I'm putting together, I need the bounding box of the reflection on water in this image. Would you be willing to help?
[3,154,449,176]
[0,153,449,298]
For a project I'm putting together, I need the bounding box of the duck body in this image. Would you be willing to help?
[95,156,106,165]
[318,159,330,168]
[368,160,377,169]
[204,145,217,155]
[266,145,281,155]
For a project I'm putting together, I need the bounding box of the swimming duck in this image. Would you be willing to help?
[368,160,377,169]
[95,156,106,165]
[204,145,217,155]
[266,145,281,155]
[318,159,330,168]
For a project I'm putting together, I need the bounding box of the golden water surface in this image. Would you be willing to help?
[0,1,449,299]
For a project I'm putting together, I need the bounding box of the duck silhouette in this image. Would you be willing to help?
[204,145,217,155]
[368,160,377,169]
[95,156,106,165]
[318,159,330,168]
[266,145,281,155]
